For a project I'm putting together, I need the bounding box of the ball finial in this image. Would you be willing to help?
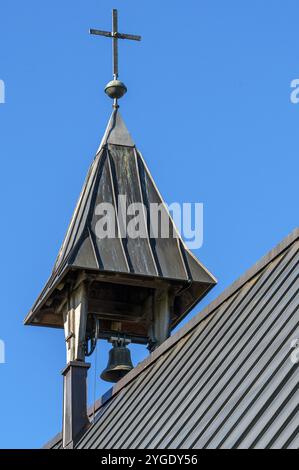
[105,80,127,100]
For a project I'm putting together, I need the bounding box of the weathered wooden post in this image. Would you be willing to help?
[62,280,90,448]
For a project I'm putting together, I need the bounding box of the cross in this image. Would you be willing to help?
[90,9,141,80]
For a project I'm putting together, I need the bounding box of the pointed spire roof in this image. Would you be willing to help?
[98,109,135,149]
[25,110,216,328]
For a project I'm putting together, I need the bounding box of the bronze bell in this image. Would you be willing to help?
[100,339,133,383]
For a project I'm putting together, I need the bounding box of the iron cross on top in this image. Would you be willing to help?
[90,9,141,80]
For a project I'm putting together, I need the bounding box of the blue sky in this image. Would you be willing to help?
[0,0,298,448]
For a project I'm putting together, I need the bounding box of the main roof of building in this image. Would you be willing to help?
[45,227,299,449]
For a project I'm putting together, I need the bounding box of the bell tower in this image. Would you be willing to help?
[24,9,216,448]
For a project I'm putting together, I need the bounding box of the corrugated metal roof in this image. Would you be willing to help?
[46,228,299,449]
[25,109,216,328]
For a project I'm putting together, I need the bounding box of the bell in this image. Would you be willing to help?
[100,340,133,383]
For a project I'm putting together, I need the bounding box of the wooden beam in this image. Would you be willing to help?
[87,272,172,289]
[88,298,142,318]
[63,282,88,362]
[149,289,174,350]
